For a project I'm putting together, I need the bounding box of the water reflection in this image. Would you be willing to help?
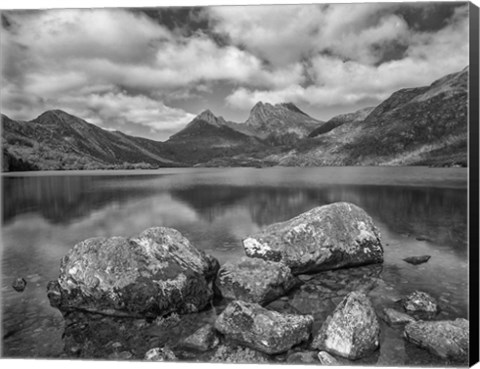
[1,168,468,358]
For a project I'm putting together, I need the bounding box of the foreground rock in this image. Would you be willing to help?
[215,300,313,354]
[402,291,438,319]
[286,351,318,364]
[47,227,219,318]
[12,277,27,292]
[215,257,299,305]
[312,291,380,360]
[403,255,431,265]
[317,351,340,365]
[210,344,269,363]
[404,319,469,362]
[144,347,177,361]
[243,202,383,274]
[382,308,416,325]
[181,324,219,352]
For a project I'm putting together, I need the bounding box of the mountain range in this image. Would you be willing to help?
[1,67,468,171]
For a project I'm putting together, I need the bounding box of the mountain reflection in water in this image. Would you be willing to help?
[1,167,468,358]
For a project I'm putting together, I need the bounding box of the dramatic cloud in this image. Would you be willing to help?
[225,3,469,113]
[1,2,470,138]
[208,3,411,67]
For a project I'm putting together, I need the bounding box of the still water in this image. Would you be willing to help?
[1,167,468,359]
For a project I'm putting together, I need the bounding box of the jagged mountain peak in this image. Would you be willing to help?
[245,101,322,142]
[192,109,226,127]
[250,101,309,117]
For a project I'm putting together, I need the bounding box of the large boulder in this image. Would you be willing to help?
[215,300,313,354]
[312,291,380,360]
[47,227,219,318]
[404,319,469,362]
[243,202,383,274]
[215,257,299,305]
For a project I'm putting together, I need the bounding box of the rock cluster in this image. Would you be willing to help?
[46,202,468,365]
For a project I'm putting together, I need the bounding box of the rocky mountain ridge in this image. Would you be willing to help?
[1,68,468,171]
[262,67,468,167]
[2,110,181,171]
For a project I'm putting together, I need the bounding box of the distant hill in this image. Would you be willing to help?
[1,68,468,171]
[1,110,181,171]
[267,67,468,167]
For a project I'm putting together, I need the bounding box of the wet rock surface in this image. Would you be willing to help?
[37,219,468,366]
[286,350,318,364]
[144,347,177,361]
[403,255,431,265]
[215,257,299,305]
[47,227,219,318]
[402,290,439,319]
[214,300,313,354]
[12,278,27,292]
[317,351,340,365]
[210,343,270,363]
[243,202,384,274]
[312,291,381,360]
[50,260,468,366]
[382,308,416,326]
[404,319,469,363]
[180,324,219,352]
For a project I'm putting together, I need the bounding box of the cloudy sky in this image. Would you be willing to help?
[1,1,470,141]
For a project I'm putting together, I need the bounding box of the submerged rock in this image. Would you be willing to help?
[215,300,313,354]
[403,255,431,265]
[404,319,469,362]
[47,227,219,318]
[181,324,219,352]
[317,351,340,365]
[416,236,433,242]
[382,307,416,325]
[312,291,380,360]
[144,347,177,361]
[12,278,27,292]
[215,257,299,305]
[108,351,133,360]
[210,344,270,363]
[243,202,383,274]
[402,291,439,319]
[286,351,318,364]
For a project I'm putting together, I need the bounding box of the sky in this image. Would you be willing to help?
[1,1,470,141]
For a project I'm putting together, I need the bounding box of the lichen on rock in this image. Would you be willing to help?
[404,318,469,362]
[312,291,380,360]
[215,257,299,305]
[47,227,219,318]
[242,202,383,274]
[215,300,313,354]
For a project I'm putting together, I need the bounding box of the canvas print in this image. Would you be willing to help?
[0,1,475,367]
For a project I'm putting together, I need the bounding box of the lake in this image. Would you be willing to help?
[1,167,469,362]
